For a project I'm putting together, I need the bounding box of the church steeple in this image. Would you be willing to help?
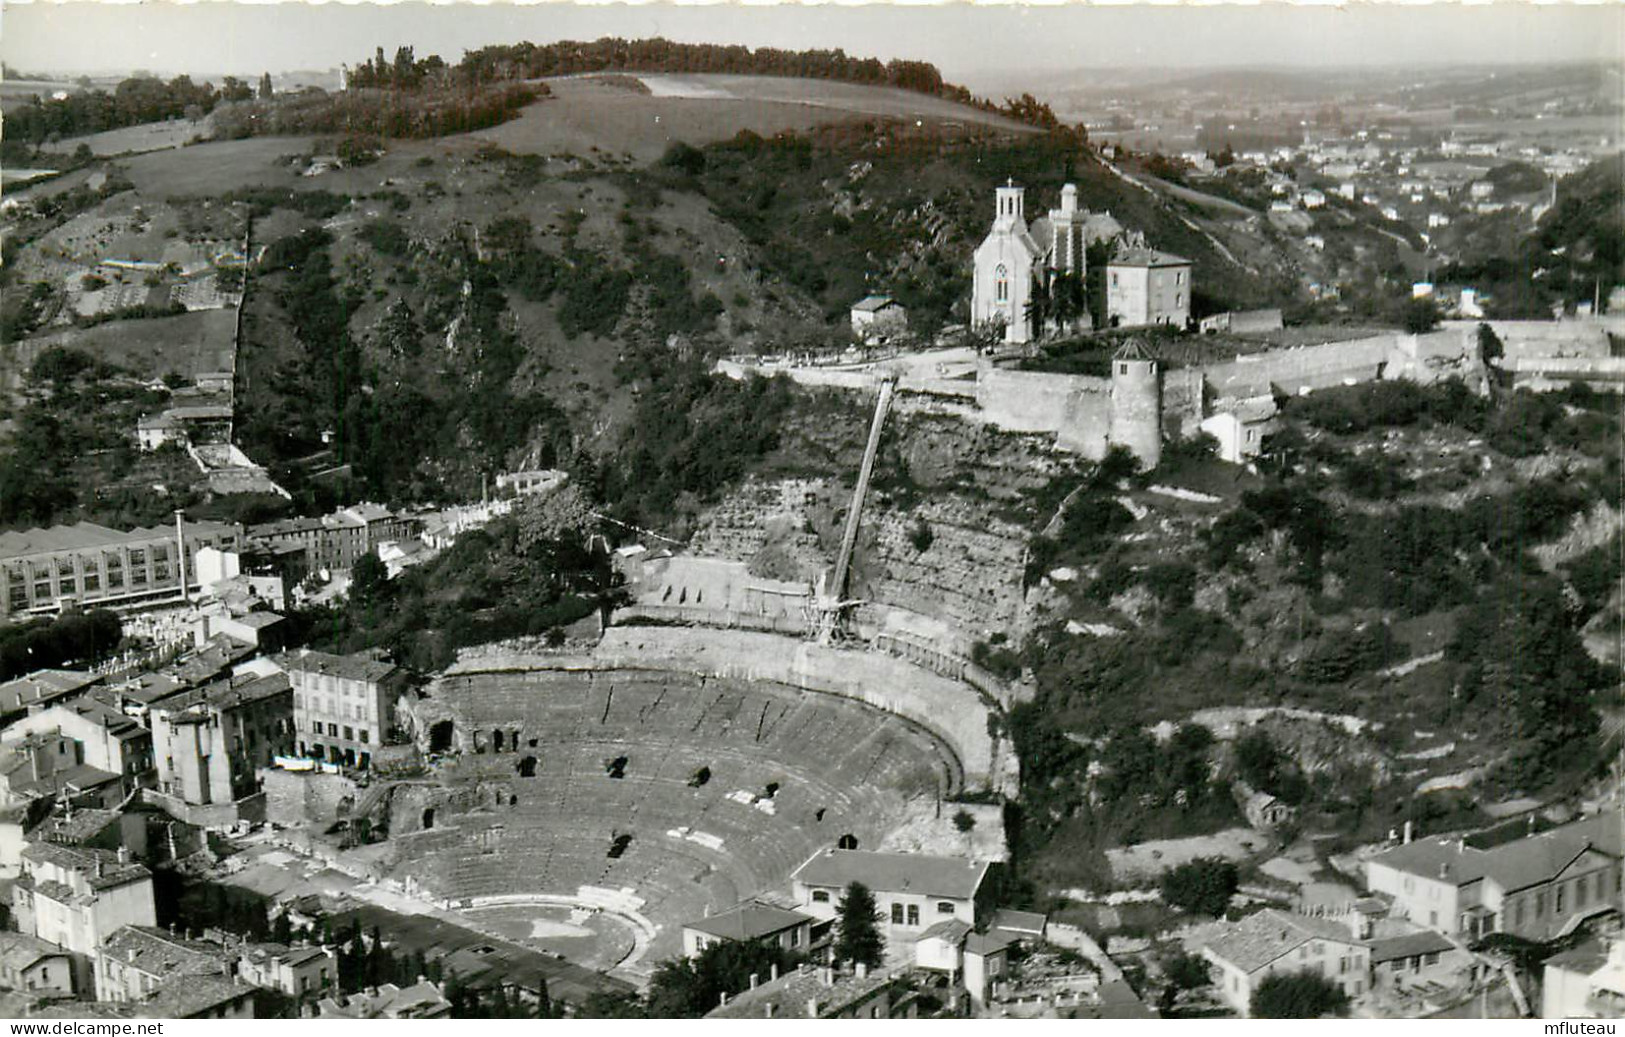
[995,181,1026,230]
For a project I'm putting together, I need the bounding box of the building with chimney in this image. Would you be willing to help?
[148,672,294,820]
[681,900,815,958]
[94,925,236,1003]
[12,843,156,991]
[1199,908,1370,1015]
[1363,812,1623,942]
[0,519,243,617]
[0,692,155,800]
[1106,248,1193,329]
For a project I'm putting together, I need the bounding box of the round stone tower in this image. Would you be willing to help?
[1108,338,1162,471]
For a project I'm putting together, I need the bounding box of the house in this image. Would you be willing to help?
[318,980,451,1018]
[1469,181,1495,200]
[95,925,235,1003]
[1368,929,1471,991]
[971,182,1092,343]
[0,693,155,801]
[129,974,257,1018]
[792,848,996,946]
[849,296,908,342]
[275,649,408,769]
[1543,938,1625,1019]
[148,672,294,817]
[0,520,244,617]
[0,932,75,996]
[1362,812,1623,942]
[1105,249,1192,329]
[1201,398,1279,466]
[912,921,1013,1005]
[1200,908,1370,1016]
[1231,779,1297,830]
[681,900,815,958]
[708,962,915,1019]
[193,606,287,652]
[12,843,156,991]
[0,737,125,812]
[0,670,102,723]
[1301,189,1327,209]
[236,942,335,1001]
[989,908,1048,944]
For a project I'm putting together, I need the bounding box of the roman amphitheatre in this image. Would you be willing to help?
[313,620,1006,981]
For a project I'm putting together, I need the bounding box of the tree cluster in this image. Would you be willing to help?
[0,610,122,681]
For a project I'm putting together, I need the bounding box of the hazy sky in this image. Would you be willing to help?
[4,2,1621,85]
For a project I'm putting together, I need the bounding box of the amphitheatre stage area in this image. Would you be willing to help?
[385,628,991,979]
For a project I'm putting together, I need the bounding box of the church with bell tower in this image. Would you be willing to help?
[970,181,1094,343]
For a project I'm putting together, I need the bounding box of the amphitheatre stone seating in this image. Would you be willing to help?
[396,666,957,965]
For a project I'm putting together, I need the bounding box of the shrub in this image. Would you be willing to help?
[1250,971,1350,1018]
[1159,857,1239,917]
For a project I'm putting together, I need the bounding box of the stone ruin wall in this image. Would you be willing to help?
[433,629,1011,796]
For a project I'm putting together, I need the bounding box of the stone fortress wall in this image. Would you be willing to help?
[721,322,1583,462]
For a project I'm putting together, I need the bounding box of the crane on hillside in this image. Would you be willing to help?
[808,375,896,645]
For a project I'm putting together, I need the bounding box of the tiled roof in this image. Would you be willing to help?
[136,973,255,1018]
[964,930,1015,956]
[1370,930,1456,964]
[28,806,121,845]
[1369,812,1624,894]
[101,926,233,981]
[160,672,292,721]
[684,901,812,941]
[851,295,899,313]
[275,649,399,684]
[9,763,123,802]
[708,964,895,1019]
[914,919,972,945]
[991,908,1047,936]
[1201,909,1364,975]
[0,670,100,714]
[792,848,991,901]
[0,932,68,973]
[1109,247,1191,268]
[1544,938,1610,975]
[23,843,150,890]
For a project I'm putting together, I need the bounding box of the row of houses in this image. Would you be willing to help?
[2,836,450,1017]
[1195,809,1623,1016]
[678,847,1128,1018]
[0,639,406,837]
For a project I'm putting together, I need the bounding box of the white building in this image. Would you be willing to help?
[791,848,994,946]
[970,182,1091,343]
[1543,939,1625,1019]
[12,843,156,992]
[1200,908,1370,1016]
[849,296,908,342]
[1201,397,1279,464]
[1106,249,1192,329]
[681,900,814,959]
[275,649,408,770]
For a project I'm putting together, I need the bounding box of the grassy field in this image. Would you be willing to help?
[34,116,214,160]
[19,308,236,382]
[468,74,1030,164]
[117,135,321,197]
